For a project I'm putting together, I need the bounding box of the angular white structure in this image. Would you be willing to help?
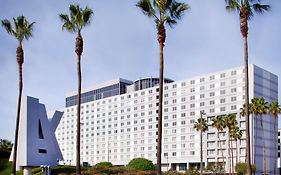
[56,64,278,174]
[10,96,63,169]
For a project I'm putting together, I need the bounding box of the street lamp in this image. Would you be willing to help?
[200,111,206,175]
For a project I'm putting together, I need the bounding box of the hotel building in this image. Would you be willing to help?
[55,64,278,174]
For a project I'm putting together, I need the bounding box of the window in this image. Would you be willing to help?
[200,86,205,90]
[172,152,177,156]
[190,104,195,108]
[173,84,177,88]
[181,82,186,87]
[190,119,195,124]
[200,102,205,107]
[231,79,237,84]
[220,98,226,103]
[210,75,215,80]
[220,107,226,112]
[190,80,195,84]
[231,97,237,102]
[190,95,195,100]
[210,84,215,89]
[200,94,205,99]
[210,92,215,97]
[231,88,237,93]
[231,70,237,76]
[190,88,195,93]
[209,100,215,105]
[220,82,225,86]
[220,90,226,95]
[220,73,226,78]
[190,151,195,155]
[231,105,237,110]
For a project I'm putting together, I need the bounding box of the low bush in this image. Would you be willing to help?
[92,162,113,169]
[235,162,256,175]
[127,158,156,171]
[50,165,76,175]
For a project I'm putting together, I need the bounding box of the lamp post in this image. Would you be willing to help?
[200,111,206,175]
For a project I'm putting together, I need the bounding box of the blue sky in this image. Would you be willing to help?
[0,0,280,140]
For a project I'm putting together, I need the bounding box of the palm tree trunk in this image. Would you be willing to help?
[273,117,277,175]
[75,31,83,175]
[236,139,238,165]
[12,42,24,175]
[156,24,165,175]
[231,138,234,174]
[228,131,232,175]
[218,132,226,175]
[260,116,266,175]
[254,115,258,166]
[200,130,203,175]
[240,8,251,175]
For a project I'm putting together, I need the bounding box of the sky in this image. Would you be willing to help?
[0,0,280,141]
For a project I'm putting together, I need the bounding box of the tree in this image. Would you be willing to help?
[230,126,242,165]
[224,1,270,174]
[0,139,13,152]
[194,117,208,174]
[211,115,226,174]
[268,101,281,175]
[59,5,93,175]
[136,1,188,174]
[1,16,35,175]
[224,113,237,174]
[127,158,156,171]
[251,97,268,174]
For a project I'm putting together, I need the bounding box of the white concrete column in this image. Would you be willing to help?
[23,167,32,175]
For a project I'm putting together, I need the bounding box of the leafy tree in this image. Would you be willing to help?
[1,16,35,175]
[59,4,93,175]
[127,158,156,171]
[224,0,270,174]
[136,0,188,174]
[0,139,13,152]
[268,101,281,175]
[235,162,256,175]
[205,163,225,175]
[93,162,113,169]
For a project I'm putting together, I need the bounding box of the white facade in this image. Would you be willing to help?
[55,64,278,174]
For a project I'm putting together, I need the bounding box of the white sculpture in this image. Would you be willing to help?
[10,96,63,174]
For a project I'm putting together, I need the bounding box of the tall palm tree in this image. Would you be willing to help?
[212,115,226,173]
[194,117,208,174]
[251,97,268,174]
[1,16,35,175]
[230,126,242,165]
[59,5,93,175]
[136,1,188,174]
[224,1,270,174]
[225,113,237,175]
[268,101,281,175]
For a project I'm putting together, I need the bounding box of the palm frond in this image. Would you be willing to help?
[164,16,177,28]
[169,1,189,20]
[252,3,270,14]
[225,0,240,12]
[137,0,158,20]
[59,14,75,32]
[1,19,15,36]
[153,0,165,13]
[24,22,35,40]
[82,6,94,27]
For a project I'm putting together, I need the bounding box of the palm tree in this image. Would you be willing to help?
[224,1,270,174]
[59,5,93,175]
[136,1,188,174]
[211,115,226,173]
[225,113,237,175]
[194,117,208,174]
[249,98,259,166]
[230,126,242,166]
[268,101,281,175]
[0,139,13,152]
[1,16,35,175]
[251,97,268,174]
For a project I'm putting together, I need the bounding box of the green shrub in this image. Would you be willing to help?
[50,165,76,175]
[127,158,156,171]
[235,162,256,175]
[88,166,126,174]
[92,161,113,169]
[185,168,200,175]
[205,162,225,175]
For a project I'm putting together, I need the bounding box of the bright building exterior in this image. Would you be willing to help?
[55,64,278,174]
